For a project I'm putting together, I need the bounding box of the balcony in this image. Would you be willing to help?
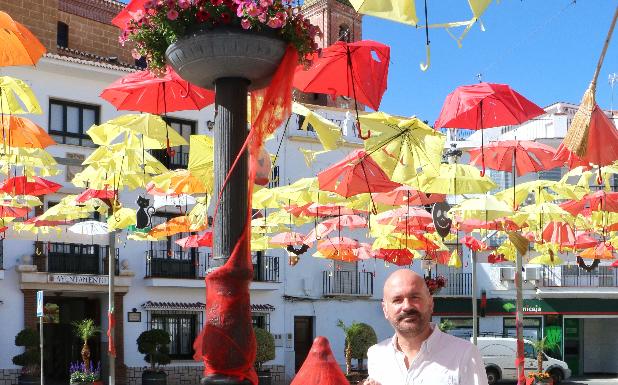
[322,271,374,297]
[151,149,189,169]
[145,249,206,279]
[47,243,119,275]
[542,266,618,287]
[253,255,279,283]
[433,266,472,296]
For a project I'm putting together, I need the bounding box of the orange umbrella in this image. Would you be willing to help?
[375,249,414,266]
[148,216,207,238]
[0,11,46,66]
[0,116,55,148]
[147,169,208,195]
[317,237,359,262]
[580,243,614,260]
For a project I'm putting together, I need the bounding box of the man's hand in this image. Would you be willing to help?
[361,378,381,385]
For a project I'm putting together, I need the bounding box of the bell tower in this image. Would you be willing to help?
[297,0,363,107]
[301,0,362,49]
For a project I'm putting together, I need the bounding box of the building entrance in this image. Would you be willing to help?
[42,296,101,384]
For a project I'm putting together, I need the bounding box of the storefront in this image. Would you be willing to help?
[433,297,618,375]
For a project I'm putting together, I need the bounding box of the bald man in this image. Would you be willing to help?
[364,269,488,385]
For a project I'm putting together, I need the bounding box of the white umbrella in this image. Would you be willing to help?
[68,220,109,235]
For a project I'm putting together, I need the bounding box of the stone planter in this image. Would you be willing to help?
[142,371,167,385]
[165,27,287,91]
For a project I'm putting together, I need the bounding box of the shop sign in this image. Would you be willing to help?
[48,274,109,285]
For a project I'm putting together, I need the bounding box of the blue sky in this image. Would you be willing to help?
[361,1,618,123]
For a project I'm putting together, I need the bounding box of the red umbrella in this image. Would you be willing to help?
[101,65,214,114]
[318,149,400,198]
[293,40,390,112]
[571,232,599,250]
[0,206,29,218]
[0,176,61,196]
[554,104,618,176]
[75,188,116,203]
[303,203,365,217]
[176,231,213,248]
[270,232,305,247]
[541,222,576,246]
[561,191,618,215]
[469,140,560,176]
[111,0,146,29]
[372,185,444,206]
[434,82,545,175]
[375,248,414,266]
[461,236,487,252]
[24,216,72,226]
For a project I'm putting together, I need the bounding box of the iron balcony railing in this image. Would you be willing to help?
[542,266,618,287]
[145,250,206,279]
[432,266,473,296]
[47,243,119,275]
[253,255,280,282]
[322,271,374,297]
[151,149,189,169]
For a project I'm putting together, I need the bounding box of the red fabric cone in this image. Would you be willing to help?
[290,336,349,385]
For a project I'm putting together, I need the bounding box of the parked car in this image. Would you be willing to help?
[473,337,571,384]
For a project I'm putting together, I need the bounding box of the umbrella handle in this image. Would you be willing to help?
[420,45,431,72]
[357,123,370,140]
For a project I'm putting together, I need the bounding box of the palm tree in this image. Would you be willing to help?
[72,319,101,372]
[531,337,559,374]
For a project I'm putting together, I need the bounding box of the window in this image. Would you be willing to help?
[49,99,99,147]
[252,312,271,332]
[338,24,351,42]
[57,22,68,48]
[503,317,543,341]
[151,117,195,168]
[149,312,200,359]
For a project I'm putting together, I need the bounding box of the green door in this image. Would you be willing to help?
[563,318,580,376]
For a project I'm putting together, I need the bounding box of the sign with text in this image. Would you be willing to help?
[36,290,43,317]
[48,274,109,285]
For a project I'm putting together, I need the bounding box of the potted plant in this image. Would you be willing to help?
[72,319,100,374]
[137,329,171,385]
[12,328,40,385]
[121,0,321,87]
[424,275,447,295]
[438,319,455,333]
[69,361,102,385]
[527,337,559,384]
[337,320,377,385]
[254,327,275,385]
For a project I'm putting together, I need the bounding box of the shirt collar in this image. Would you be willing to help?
[391,323,441,355]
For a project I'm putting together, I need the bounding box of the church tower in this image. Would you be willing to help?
[296,0,363,108]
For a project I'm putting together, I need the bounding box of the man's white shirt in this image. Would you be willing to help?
[367,326,489,385]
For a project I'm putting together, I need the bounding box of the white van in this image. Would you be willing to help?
[473,337,571,385]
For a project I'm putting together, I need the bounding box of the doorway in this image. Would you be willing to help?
[42,296,101,384]
[294,316,314,372]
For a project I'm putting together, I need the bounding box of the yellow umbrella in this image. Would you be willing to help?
[0,193,41,208]
[128,232,165,242]
[188,135,214,178]
[449,195,513,222]
[264,209,313,226]
[362,112,445,184]
[293,102,342,151]
[149,169,210,195]
[495,240,516,262]
[72,165,148,190]
[512,203,573,229]
[350,0,417,26]
[252,188,283,209]
[0,76,42,114]
[0,147,61,177]
[84,144,168,175]
[412,163,497,194]
[107,207,136,230]
[250,234,271,251]
[187,196,211,228]
[87,114,188,149]
[528,253,563,266]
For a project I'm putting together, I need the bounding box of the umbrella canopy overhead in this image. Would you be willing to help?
[0,116,55,148]
[101,65,215,114]
[68,220,109,235]
[293,40,390,111]
[0,76,42,115]
[372,185,444,206]
[449,195,514,222]
[0,11,46,67]
[318,149,400,198]
[469,140,560,176]
[76,188,116,204]
[0,176,61,196]
[413,163,497,195]
[361,112,445,183]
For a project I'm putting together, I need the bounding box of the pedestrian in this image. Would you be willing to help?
[364,269,488,385]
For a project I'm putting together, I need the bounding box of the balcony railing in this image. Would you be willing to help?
[151,149,189,169]
[542,266,618,287]
[322,271,374,297]
[47,243,119,275]
[433,266,472,296]
[145,250,206,279]
[253,255,279,282]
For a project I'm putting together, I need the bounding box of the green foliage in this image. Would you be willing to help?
[531,337,559,355]
[12,329,40,375]
[137,329,171,371]
[438,319,455,333]
[72,319,100,344]
[254,327,275,368]
[337,320,377,360]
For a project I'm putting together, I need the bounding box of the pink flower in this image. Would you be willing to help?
[143,0,156,8]
[258,12,267,23]
[246,4,261,17]
[241,18,252,29]
[129,9,145,22]
[167,9,179,20]
[178,0,191,9]
[259,0,272,7]
[267,17,283,28]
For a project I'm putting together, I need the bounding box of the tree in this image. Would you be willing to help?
[254,327,275,371]
[337,320,378,374]
[72,319,100,373]
[12,329,40,376]
[531,337,559,374]
[137,329,171,372]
